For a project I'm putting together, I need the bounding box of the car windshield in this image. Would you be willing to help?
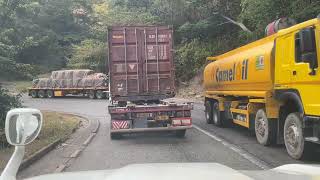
[1,1,320,180]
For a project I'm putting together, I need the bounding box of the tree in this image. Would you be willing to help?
[0,86,21,130]
[68,39,107,73]
[1,0,319,83]
[239,0,320,38]
[0,0,95,80]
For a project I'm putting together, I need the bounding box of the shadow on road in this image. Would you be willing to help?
[225,122,320,164]
[114,132,189,145]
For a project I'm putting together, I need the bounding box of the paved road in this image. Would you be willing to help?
[19,96,320,178]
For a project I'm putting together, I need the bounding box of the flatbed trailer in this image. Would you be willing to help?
[108,101,193,139]
[28,87,109,99]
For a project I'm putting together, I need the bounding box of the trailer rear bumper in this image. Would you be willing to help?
[110,125,192,133]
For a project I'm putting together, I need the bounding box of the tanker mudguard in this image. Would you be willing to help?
[274,89,304,114]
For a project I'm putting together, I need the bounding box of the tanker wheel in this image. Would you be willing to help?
[38,90,46,98]
[89,90,96,99]
[30,90,38,98]
[212,101,223,127]
[284,113,312,160]
[47,90,54,98]
[255,109,276,146]
[175,129,186,138]
[205,100,213,124]
[96,90,106,99]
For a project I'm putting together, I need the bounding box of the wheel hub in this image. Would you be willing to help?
[286,124,300,148]
[257,117,266,136]
[205,104,210,120]
[213,111,218,124]
[205,111,209,120]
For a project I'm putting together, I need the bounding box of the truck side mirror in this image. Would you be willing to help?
[5,108,42,146]
[299,28,318,75]
[299,28,316,53]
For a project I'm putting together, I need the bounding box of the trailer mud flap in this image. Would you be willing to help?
[112,120,130,130]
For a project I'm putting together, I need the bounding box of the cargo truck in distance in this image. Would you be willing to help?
[108,26,193,139]
[28,69,109,99]
[204,17,320,160]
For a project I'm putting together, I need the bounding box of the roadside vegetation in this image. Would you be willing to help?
[0,111,81,170]
[0,87,21,131]
[1,0,319,83]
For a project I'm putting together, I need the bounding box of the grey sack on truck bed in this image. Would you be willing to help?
[32,69,108,89]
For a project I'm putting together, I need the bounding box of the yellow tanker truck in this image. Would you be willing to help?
[204,17,320,160]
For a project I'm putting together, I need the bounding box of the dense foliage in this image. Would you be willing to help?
[68,39,107,72]
[0,87,21,130]
[0,0,92,80]
[1,0,320,82]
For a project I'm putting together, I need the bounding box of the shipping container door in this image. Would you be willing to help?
[142,27,173,94]
[110,28,143,96]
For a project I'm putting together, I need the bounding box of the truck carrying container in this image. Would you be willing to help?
[204,17,320,160]
[108,26,175,103]
[107,26,192,139]
[28,69,109,99]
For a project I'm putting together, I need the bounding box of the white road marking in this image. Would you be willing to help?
[193,124,271,170]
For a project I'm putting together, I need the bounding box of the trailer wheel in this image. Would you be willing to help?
[110,133,122,140]
[255,109,276,146]
[38,90,46,98]
[47,90,54,98]
[284,113,311,160]
[175,129,186,138]
[89,90,96,99]
[118,101,127,107]
[30,90,38,98]
[96,90,105,99]
[205,100,213,124]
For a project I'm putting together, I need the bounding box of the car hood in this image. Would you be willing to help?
[26,163,319,180]
[26,163,253,180]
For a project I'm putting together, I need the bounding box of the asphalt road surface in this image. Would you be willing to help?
[20,95,320,177]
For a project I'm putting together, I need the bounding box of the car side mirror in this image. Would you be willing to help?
[5,108,42,146]
[0,108,42,180]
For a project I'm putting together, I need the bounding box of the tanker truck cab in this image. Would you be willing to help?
[204,17,320,160]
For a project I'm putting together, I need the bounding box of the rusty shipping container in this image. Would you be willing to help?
[108,26,175,102]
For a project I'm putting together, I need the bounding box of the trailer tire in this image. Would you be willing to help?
[255,109,276,146]
[89,90,96,99]
[118,101,127,107]
[38,90,46,98]
[30,90,38,98]
[47,90,54,98]
[96,90,105,99]
[205,100,213,124]
[110,133,122,140]
[284,112,312,160]
[175,129,186,138]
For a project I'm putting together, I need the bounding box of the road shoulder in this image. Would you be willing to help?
[17,113,99,179]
